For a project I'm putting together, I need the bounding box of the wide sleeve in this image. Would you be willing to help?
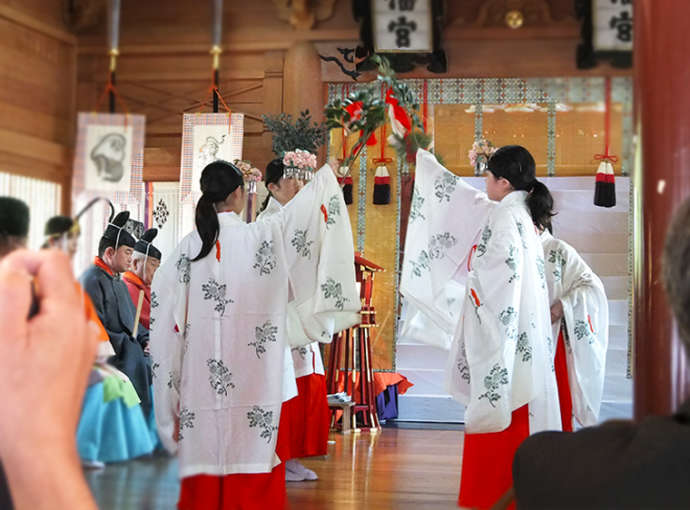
[400,149,494,349]
[149,241,191,454]
[557,242,609,426]
[80,287,115,361]
[281,164,360,345]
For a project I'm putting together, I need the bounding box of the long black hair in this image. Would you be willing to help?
[488,145,555,231]
[260,158,285,212]
[192,160,244,262]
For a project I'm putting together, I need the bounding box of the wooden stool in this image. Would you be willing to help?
[328,400,355,434]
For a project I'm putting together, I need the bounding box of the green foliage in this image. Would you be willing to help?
[324,55,430,170]
[262,110,328,156]
[388,129,444,165]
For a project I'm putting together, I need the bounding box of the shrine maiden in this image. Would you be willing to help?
[150,160,358,510]
[540,223,609,431]
[401,148,561,509]
[258,158,331,483]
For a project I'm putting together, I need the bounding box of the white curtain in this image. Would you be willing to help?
[0,171,62,251]
[148,182,182,265]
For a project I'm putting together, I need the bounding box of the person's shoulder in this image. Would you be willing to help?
[487,205,527,236]
[80,264,105,283]
[518,419,638,462]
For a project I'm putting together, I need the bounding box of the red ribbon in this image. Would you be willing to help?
[345,101,364,123]
[470,288,481,307]
[385,88,412,132]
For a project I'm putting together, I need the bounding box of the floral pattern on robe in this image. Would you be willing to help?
[150,166,359,478]
[542,230,609,427]
[402,149,561,435]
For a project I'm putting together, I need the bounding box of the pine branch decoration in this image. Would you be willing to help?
[263,110,328,156]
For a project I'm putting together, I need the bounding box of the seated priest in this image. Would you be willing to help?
[45,215,155,467]
[123,228,162,333]
[123,227,163,447]
[80,211,153,417]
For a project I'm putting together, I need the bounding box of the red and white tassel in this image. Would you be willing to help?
[338,174,353,205]
[373,166,391,205]
[594,160,616,208]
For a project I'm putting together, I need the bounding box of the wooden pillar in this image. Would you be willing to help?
[633,0,690,419]
[283,41,325,123]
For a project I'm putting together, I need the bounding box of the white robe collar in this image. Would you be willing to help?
[264,197,283,216]
[217,211,243,226]
[497,190,528,209]
[540,229,554,242]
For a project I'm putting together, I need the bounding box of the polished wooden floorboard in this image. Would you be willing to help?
[85,428,464,510]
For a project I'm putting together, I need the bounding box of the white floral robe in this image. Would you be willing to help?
[401,149,561,434]
[150,166,358,478]
[258,197,326,378]
[542,230,609,427]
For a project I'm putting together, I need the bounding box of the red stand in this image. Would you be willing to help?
[327,254,384,432]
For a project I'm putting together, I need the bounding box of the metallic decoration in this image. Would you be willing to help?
[505,9,525,29]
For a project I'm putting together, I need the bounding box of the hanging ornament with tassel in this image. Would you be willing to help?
[373,84,393,205]
[594,77,617,208]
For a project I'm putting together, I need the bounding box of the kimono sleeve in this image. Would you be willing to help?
[81,272,130,355]
[149,240,191,454]
[282,164,360,345]
[460,215,538,433]
[400,149,494,349]
[558,242,609,426]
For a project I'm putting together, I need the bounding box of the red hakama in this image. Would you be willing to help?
[554,329,574,432]
[277,373,330,460]
[177,397,295,510]
[458,405,529,509]
[178,465,287,510]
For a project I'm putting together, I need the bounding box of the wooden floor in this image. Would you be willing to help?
[85,427,464,510]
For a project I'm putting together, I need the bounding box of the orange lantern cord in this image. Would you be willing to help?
[593,77,618,164]
[196,70,232,114]
[95,74,130,117]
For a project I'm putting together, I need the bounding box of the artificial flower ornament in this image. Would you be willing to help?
[468,139,498,175]
[283,149,318,180]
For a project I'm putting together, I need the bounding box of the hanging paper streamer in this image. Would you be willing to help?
[594,77,617,208]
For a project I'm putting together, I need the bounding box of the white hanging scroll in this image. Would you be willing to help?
[71,113,146,275]
[372,0,433,53]
[179,112,244,236]
[73,113,145,197]
[593,0,633,52]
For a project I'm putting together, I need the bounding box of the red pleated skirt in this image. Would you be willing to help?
[277,373,330,460]
[554,329,574,432]
[178,464,287,510]
[458,405,529,509]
